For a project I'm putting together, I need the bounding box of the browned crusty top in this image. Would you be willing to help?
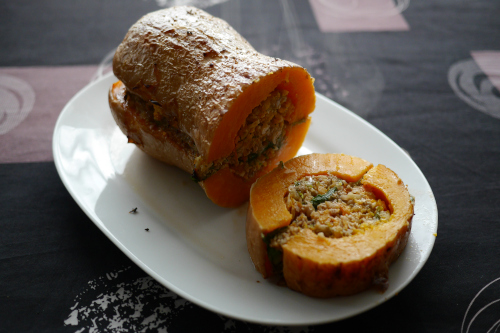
[113,6,302,159]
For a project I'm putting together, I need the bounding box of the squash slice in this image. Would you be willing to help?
[109,6,315,207]
[246,153,414,297]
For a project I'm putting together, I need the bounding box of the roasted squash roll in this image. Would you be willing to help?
[246,154,414,297]
[109,6,315,207]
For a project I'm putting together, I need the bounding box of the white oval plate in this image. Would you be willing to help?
[53,73,438,326]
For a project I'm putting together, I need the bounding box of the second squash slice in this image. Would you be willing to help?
[246,153,414,297]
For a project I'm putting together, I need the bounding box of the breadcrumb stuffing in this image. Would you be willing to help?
[269,173,391,250]
[195,88,296,180]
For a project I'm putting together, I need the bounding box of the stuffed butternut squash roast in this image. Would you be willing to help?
[109,7,414,298]
[109,6,315,207]
[246,154,414,297]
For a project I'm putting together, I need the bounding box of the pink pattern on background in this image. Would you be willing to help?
[471,51,500,92]
[0,66,97,163]
[309,0,410,32]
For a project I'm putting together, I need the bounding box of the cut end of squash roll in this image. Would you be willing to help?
[209,67,315,163]
[203,116,311,207]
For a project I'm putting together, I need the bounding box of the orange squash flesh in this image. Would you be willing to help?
[202,117,311,207]
[246,153,414,297]
[208,67,315,164]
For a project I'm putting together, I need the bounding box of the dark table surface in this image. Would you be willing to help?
[1,0,500,332]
